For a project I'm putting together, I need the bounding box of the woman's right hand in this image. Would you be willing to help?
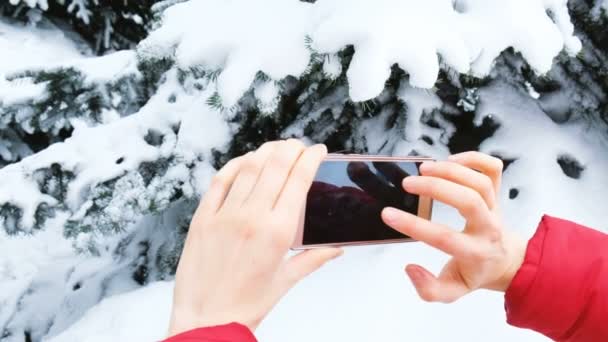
[381,152,528,303]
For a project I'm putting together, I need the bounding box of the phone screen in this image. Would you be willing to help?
[303,160,420,245]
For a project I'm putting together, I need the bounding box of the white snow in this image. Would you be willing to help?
[141,0,580,106]
[139,0,314,108]
[0,19,83,77]
[476,80,608,234]
[1,1,605,342]
[253,80,281,115]
[70,50,139,84]
[0,67,230,234]
[591,0,608,18]
[322,55,342,79]
[0,77,48,107]
[48,281,174,342]
[47,76,608,342]
[8,0,49,10]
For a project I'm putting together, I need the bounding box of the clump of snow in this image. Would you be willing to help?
[253,80,281,115]
[68,50,139,84]
[0,77,48,107]
[525,81,541,99]
[0,18,83,77]
[591,0,608,18]
[398,85,443,144]
[8,0,49,11]
[322,55,342,79]
[141,0,581,105]
[139,0,314,108]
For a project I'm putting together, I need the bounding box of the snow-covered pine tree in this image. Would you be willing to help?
[0,51,151,167]
[1,0,162,53]
[1,0,607,341]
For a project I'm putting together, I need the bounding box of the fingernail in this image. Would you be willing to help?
[313,144,328,154]
[402,176,415,189]
[406,267,425,286]
[419,161,434,172]
[333,248,344,259]
[382,207,400,224]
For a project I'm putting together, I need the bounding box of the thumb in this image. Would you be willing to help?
[405,264,469,304]
[279,248,343,288]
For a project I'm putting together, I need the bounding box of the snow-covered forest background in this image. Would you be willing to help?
[1,0,607,341]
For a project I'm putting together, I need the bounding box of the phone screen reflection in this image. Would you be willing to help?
[303,161,420,245]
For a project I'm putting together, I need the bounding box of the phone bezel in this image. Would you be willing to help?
[291,155,434,250]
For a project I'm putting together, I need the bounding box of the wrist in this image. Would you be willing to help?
[486,231,527,292]
[168,307,259,337]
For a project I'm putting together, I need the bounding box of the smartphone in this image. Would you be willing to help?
[291,154,433,249]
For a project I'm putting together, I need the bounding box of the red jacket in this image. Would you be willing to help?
[165,215,608,342]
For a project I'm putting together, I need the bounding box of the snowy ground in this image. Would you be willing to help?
[1,1,608,341]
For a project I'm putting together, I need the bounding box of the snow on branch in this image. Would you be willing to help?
[140,0,581,107]
[0,51,144,165]
[0,70,230,236]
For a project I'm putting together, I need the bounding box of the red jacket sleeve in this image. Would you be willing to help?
[505,215,608,342]
[163,323,257,342]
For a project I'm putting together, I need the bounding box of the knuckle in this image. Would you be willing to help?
[257,141,278,155]
[485,225,503,244]
[285,138,305,149]
[240,221,260,240]
[435,162,452,176]
[465,247,486,262]
[480,176,494,195]
[490,157,503,173]
[269,229,291,249]
[460,190,485,216]
[242,155,262,174]
[433,230,455,250]
[418,288,437,302]
[269,153,294,171]
[215,157,238,176]
[232,212,259,239]
[260,141,277,150]
[210,173,228,190]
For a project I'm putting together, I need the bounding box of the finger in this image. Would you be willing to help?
[405,264,469,303]
[419,161,496,209]
[198,153,249,215]
[372,161,410,188]
[402,176,491,223]
[275,144,327,212]
[382,207,477,258]
[448,152,503,195]
[248,139,306,208]
[279,248,343,288]
[223,142,276,207]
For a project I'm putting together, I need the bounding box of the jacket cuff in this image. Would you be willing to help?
[503,215,608,341]
[164,322,257,342]
[504,215,548,326]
